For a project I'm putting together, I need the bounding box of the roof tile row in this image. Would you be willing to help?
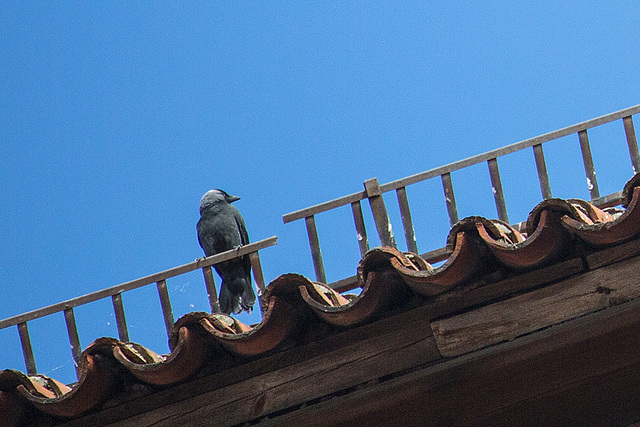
[2,173,640,425]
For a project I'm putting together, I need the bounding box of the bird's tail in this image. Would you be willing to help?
[220,276,256,315]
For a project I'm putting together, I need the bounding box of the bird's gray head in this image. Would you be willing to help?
[199,189,241,214]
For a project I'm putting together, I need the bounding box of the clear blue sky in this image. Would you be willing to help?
[1,2,639,384]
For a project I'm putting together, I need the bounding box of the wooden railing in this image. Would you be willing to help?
[283,105,640,290]
[0,236,277,378]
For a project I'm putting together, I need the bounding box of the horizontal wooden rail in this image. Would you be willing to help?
[283,105,640,223]
[0,236,278,330]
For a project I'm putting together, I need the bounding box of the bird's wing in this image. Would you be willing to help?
[197,218,216,256]
[233,209,250,246]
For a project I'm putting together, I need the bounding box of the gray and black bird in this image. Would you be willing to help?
[197,189,255,314]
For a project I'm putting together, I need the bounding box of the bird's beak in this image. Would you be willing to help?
[227,195,241,203]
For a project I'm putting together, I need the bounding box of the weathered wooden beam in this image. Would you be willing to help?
[64,294,441,426]
[259,297,640,427]
[431,254,640,357]
[422,257,585,321]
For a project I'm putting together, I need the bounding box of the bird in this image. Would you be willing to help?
[197,189,255,314]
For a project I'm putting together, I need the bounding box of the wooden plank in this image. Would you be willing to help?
[585,236,640,270]
[364,178,396,247]
[578,129,600,200]
[533,143,552,199]
[282,190,367,224]
[305,215,327,283]
[156,280,175,336]
[351,201,369,257]
[64,308,82,378]
[396,187,418,253]
[116,328,437,426]
[487,158,509,223]
[441,172,458,226]
[260,297,640,427]
[431,254,640,357]
[424,258,585,321]
[624,115,640,174]
[111,293,129,342]
[17,322,36,375]
[0,236,277,330]
[64,297,441,427]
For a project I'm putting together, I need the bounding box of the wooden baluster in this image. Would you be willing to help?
[63,308,82,378]
[624,116,640,174]
[396,187,418,253]
[351,200,370,257]
[202,266,221,314]
[111,293,130,342]
[533,144,553,199]
[305,215,327,283]
[249,252,267,314]
[156,280,175,338]
[578,129,600,200]
[364,178,396,248]
[487,158,509,223]
[17,322,36,375]
[441,172,459,226]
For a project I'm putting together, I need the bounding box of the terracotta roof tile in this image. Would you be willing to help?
[113,326,209,386]
[3,173,640,425]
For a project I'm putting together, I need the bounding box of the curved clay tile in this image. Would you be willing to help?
[622,172,640,207]
[299,268,406,327]
[1,389,27,427]
[113,326,209,386]
[477,210,569,269]
[17,351,116,418]
[561,187,640,246]
[200,296,296,356]
[526,197,610,234]
[0,370,69,400]
[389,230,484,295]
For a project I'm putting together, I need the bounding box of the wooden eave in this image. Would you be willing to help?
[61,242,640,427]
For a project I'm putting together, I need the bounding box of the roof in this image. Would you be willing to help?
[3,173,640,426]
